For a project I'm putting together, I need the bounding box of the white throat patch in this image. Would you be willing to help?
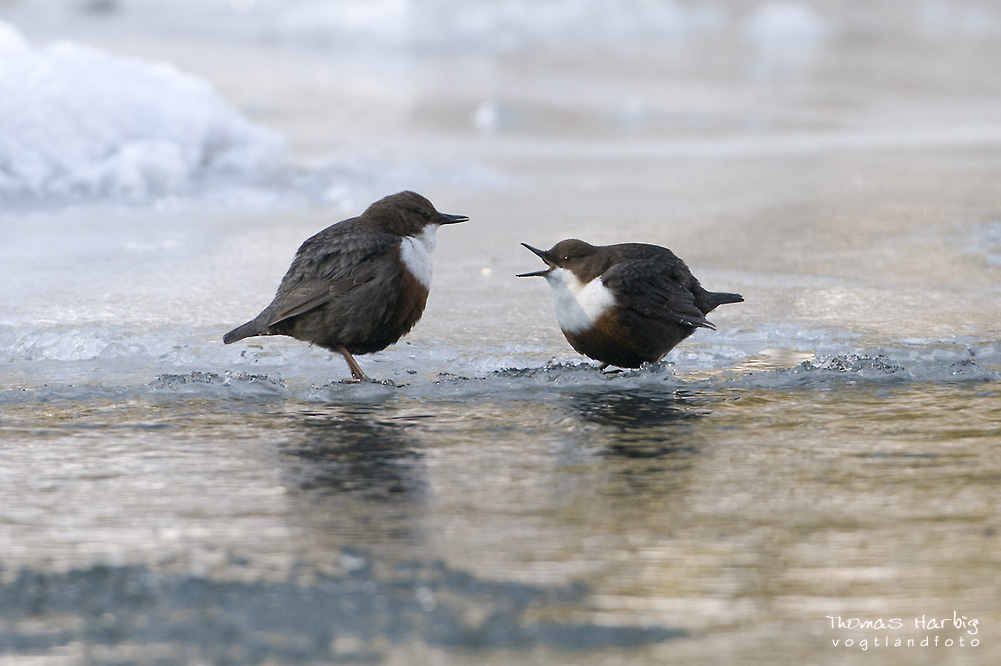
[399,226,438,290]
[544,267,615,334]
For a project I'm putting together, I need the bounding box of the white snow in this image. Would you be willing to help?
[0,21,285,203]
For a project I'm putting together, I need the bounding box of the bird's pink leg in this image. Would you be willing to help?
[337,346,367,381]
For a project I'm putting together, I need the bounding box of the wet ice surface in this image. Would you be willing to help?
[3,1,1001,665]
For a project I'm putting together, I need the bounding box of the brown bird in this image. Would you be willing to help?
[518,239,742,369]
[224,191,467,380]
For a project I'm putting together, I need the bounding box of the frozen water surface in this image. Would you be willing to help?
[2,1,1001,665]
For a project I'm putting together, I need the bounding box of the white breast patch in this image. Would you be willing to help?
[544,267,615,334]
[399,226,438,289]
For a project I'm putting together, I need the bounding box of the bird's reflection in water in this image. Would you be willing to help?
[280,408,426,500]
[552,389,711,509]
[565,389,708,459]
[277,407,430,549]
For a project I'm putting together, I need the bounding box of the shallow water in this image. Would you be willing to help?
[3,1,1001,664]
[2,367,1000,665]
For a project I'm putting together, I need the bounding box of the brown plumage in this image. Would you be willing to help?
[224,191,467,380]
[518,239,742,369]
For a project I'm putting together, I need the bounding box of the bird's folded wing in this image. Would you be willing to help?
[604,262,715,329]
[266,277,369,327]
[263,231,396,327]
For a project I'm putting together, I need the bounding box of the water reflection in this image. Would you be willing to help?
[256,402,688,660]
[276,406,430,549]
[279,407,426,500]
[538,388,714,508]
[562,389,708,459]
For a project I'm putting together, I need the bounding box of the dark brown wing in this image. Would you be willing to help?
[601,256,715,329]
[266,276,371,327]
[261,219,400,329]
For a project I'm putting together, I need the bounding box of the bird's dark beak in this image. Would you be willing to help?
[438,213,468,225]
[516,243,554,277]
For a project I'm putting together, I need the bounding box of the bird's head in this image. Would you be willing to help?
[365,191,467,237]
[517,239,601,280]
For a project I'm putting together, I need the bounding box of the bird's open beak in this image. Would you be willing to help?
[516,243,554,277]
[438,213,468,225]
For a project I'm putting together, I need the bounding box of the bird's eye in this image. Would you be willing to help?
[423,211,432,220]
[563,255,571,261]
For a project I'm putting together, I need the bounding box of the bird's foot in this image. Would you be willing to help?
[338,346,369,382]
[338,376,399,387]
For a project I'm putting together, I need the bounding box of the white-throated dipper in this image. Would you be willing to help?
[223,191,467,380]
[518,239,742,369]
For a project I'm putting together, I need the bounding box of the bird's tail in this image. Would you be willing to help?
[223,316,267,344]
[706,291,744,311]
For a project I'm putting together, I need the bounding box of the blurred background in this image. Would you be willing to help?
[1,2,1000,665]
[4,0,1001,202]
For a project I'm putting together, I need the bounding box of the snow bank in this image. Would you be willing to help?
[0,21,285,204]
